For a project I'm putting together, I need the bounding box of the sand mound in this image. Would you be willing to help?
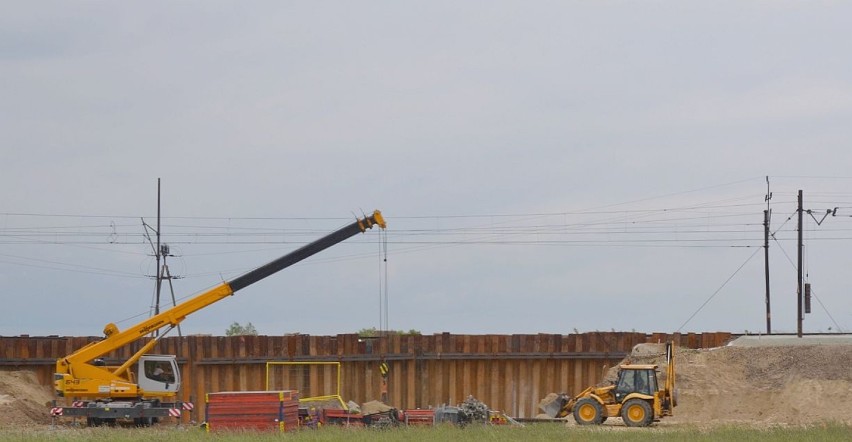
[0,370,55,427]
[544,343,852,426]
[671,344,852,425]
[597,343,852,425]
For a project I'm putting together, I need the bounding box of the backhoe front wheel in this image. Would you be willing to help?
[573,398,604,425]
[621,398,654,427]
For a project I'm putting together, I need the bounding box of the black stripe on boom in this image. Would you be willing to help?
[228,221,366,293]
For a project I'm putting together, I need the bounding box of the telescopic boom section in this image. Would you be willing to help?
[229,210,385,292]
[59,210,386,370]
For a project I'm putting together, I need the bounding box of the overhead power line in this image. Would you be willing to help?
[676,247,763,333]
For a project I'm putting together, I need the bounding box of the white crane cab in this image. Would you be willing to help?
[137,355,181,394]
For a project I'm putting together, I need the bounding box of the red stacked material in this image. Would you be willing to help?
[205,390,300,432]
[320,408,364,426]
[402,409,435,426]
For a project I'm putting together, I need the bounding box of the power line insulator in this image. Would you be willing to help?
[804,283,812,314]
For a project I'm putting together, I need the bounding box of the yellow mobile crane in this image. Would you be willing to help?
[52,211,385,426]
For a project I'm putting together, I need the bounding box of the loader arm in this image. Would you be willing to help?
[56,210,386,397]
[663,342,676,414]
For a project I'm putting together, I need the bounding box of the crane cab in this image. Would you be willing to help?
[137,355,181,396]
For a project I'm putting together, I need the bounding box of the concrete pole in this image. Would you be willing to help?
[797,190,803,338]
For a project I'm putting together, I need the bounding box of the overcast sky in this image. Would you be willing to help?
[2,1,852,338]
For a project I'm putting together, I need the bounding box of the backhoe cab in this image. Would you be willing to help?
[558,342,676,427]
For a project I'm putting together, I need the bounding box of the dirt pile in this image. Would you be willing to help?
[542,342,852,426]
[0,370,55,428]
[670,344,852,425]
[603,343,852,425]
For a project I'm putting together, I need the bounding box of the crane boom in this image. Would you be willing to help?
[55,210,385,403]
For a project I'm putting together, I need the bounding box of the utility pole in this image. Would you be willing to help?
[763,177,772,334]
[155,178,162,319]
[797,190,803,338]
[142,178,182,337]
[763,209,771,334]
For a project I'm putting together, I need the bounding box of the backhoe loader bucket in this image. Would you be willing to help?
[539,393,570,418]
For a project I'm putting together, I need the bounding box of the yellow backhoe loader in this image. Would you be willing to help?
[553,342,676,427]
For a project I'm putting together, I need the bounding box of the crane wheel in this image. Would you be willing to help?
[621,399,653,427]
[573,398,604,425]
[134,417,154,427]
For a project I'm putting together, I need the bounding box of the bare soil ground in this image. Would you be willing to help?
[0,369,55,428]
[612,343,852,426]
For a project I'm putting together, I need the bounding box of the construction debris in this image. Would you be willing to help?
[360,400,394,416]
[346,400,361,414]
[459,395,490,424]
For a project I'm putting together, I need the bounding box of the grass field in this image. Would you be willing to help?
[2,422,850,442]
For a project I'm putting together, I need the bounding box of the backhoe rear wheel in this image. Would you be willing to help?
[621,398,653,427]
[573,398,604,425]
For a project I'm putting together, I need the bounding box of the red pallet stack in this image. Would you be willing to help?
[321,408,365,426]
[403,409,435,426]
[205,390,300,432]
